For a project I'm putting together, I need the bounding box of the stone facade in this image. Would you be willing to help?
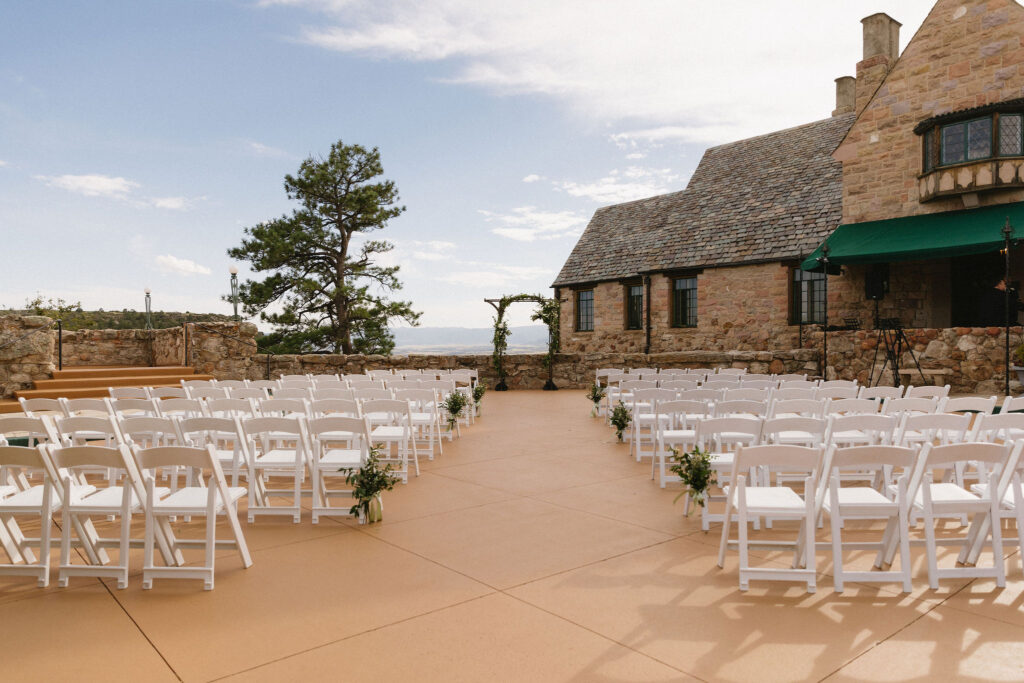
[0,316,56,398]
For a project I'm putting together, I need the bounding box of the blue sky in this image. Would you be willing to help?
[0,1,934,328]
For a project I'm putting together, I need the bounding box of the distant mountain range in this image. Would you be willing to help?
[391,325,548,355]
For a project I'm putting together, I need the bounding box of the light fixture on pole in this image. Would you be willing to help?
[229,266,240,322]
[144,288,153,330]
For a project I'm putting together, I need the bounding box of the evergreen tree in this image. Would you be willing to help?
[228,141,420,354]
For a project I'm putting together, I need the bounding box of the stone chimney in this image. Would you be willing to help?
[855,12,901,115]
[832,76,856,116]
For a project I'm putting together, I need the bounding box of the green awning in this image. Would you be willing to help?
[800,202,1024,271]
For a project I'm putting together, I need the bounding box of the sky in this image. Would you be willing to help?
[0,0,937,328]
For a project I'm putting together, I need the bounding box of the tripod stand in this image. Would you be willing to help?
[868,318,926,387]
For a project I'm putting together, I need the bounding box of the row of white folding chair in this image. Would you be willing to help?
[715,440,1024,593]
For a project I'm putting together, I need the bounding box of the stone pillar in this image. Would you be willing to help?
[832,76,856,116]
[855,13,901,115]
[0,315,56,398]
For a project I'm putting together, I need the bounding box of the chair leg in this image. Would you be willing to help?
[923,507,939,590]
[38,485,52,588]
[830,507,844,593]
[990,503,1006,588]
[227,501,253,569]
[737,490,750,591]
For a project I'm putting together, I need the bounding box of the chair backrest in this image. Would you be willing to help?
[226,387,268,400]
[188,387,229,400]
[311,375,345,387]
[312,387,355,401]
[896,412,972,444]
[595,368,619,385]
[772,387,817,401]
[716,368,746,376]
[631,388,677,409]
[393,389,438,409]
[659,379,700,391]
[247,380,278,391]
[310,398,361,417]
[740,374,774,383]
[629,368,658,376]
[620,380,657,392]
[367,369,393,379]
[108,387,150,399]
[181,379,216,389]
[678,388,725,403]
[732,444,822,476]
[697,416,763,448]
[0,415,60,445]
[881,396,938,416]
[818,379,858,390]
[49,443,132,473]
[815,386,859,400]
[108,398,159,417]
[279,374,312,383]
[177,416,246,450]
[149,386,188,400]
[353,388,393,401]
[157,398,207,418]
[737,380,776,390]
[826,413,898,444]
[828,444,917,471]
[907,442,1022,503]
[762,416,827,445]
[258,398,308,417]
[277,379,313,390]
[778,380,816,390]
[62,398,110,417]
[774,374,808,382]
[657,368,688,378]
[724,388,771,402]
[713,399,767,418]
[858,385,904,400]
[242,416,306,439]
[348,377,385,389]
[769,398,825,419]
[307,415,372,450]
[655,400,710,426]
[207,399,258,419]
[361,399,411,423]
[0,445,54,479]
[825,397,880,415]
[18,397,65,417]
[940,395,997,415]
[904,384,950,399]
[272,387,312,400]
[118,416,181,448]
[55,415,124,445]
[215,380,248,389]
[970,412,1024,441]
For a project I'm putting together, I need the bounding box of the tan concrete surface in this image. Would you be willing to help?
[0,389,1022,681]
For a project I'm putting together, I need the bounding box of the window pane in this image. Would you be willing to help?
[923,128,935,172]
[1000,114,1023,156]
[626,285,643,330]
[941,123,966,165]
[673,277,697,327]
[793,270,825,324]
[967,118,992,160]
[576,291,593,331]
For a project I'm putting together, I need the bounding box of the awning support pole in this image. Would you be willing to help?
[819,244,830,381]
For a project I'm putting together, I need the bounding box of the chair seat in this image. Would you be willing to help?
[822,486,895,511]
[708,452,734,467]
[315,431,359,442]
[661,429,696,442]
[320,449,363,467]
[729,486,806,512]
[74,486,171,510]
[774,430,817,442]
[154,486,246,512]
[831,429,871,443]
[1,484,95,510]
[0,485,17,499]
[371,426,406,440]
[254,449,303,466]
[913,483,981,507]
[970,483,1018,507]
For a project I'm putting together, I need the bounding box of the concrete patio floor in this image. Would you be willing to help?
[4,390,1024,681]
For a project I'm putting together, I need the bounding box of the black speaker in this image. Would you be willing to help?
[865,263,889,301]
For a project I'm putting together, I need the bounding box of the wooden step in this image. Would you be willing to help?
[34,374,211,391]
[0,399,21,415]
[52,366,199,380]
[15,378,214,402]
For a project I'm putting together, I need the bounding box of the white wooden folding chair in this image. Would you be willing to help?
[772,387,817,401]
[187,387,229,401]
[0,445,58,587]
[815,386,859,400]
[778,380,816,391]
[894,412,971,448]
[940,395,997,416]
[362,399,418,483]
[695,416,763,531]
[859,385,904,401]
[816,445,917,593]
[227,387,269,401]
[724,387,772,402]
[716,444,821,592]
[825,398,881,416]
[394,389,444,460]
[905,384,950,400]
[61,397,111,418]
[109,387,151,400]
[149,386,188,400]
[881,396,939,417]
[138,445,252,590]
[215,380,249,390]
[177,416,251,488]
[18,397,65,418]
[768,398,826,419]
[825,413,898,448]
[652,399,708,489]
[272,387,312,401]
[775,374,808,382]
[630,388,676,462]
[308,416,372,523]
[312,387,356,401]
[712,399,767,419]
[108,397,160,418]
[241,417,310,523]
[258,397,309,419]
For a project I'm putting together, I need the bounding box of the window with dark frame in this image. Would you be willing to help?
[672,277,698,328]
[923,112,1024,170]
[625,284,643,330]
[576,290,594,332]
[792,269,825,325]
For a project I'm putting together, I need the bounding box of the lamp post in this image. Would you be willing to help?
[229,266,240,322]
[144,288,153,330]
[1004,218,1014,397]
[819,243,830,381]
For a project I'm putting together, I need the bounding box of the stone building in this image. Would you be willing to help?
[553,0,1024,387]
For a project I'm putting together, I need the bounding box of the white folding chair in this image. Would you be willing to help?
[724,388,772,402]
[905,384,950,400]
[108,397,160,418]
[716,444,821,592]
[362,399,418,483]
[109,387,151,400]
[394,389,444,460]
[940,395,997,415]
[241,417,310,523]
[825,398,880,416]
[815,386,859,400]
[18,397,64,418]
[308,416,372,523]
[0,445,58,587]
[894,412,971,448]
[215,380,249,389]
[61,397,111,418]
[772,387,817,401]
[713,399,767,419]
[825,413,898,448]
[694,416,763,531]
[881,397,938,417]
[227,387,269,401]
[272,387,312,401]
[178,416,251,488]
[630,388,676,462]
[775,374,808,382]
[652,399,708,489]
[149,386,188,400]
[187,387,229,401]
[859,385,904,401]
[138,445,252,590]
[768,398,826,419]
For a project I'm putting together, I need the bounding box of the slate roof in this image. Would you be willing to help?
[552,113,856,286]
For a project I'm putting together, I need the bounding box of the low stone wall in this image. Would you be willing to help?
[184,322,259,379]
[61,328,156,367]
[0,316,56,398]
[812,326,1023,394]
[248,348,819,390]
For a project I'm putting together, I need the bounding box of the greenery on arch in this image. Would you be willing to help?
[486,294,560,391]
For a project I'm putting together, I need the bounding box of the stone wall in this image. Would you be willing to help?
[0,316,56,398]
[247,349,818,390]
[813,325,1023,394]
[184,322,259,380]
[61,329,156,367]
[836,0,1024,223]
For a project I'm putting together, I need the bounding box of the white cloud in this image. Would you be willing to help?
[480,206,586,242]
[150,196,191,210]
[0,160,8,167]
[243,140,292,158]
[275,0,935,144]
[553,166,682,204]
[437,263,550,288]
[155,254,212,276]
[522,174,542,183]
[35,173,139,199]
[624,152,646,160]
